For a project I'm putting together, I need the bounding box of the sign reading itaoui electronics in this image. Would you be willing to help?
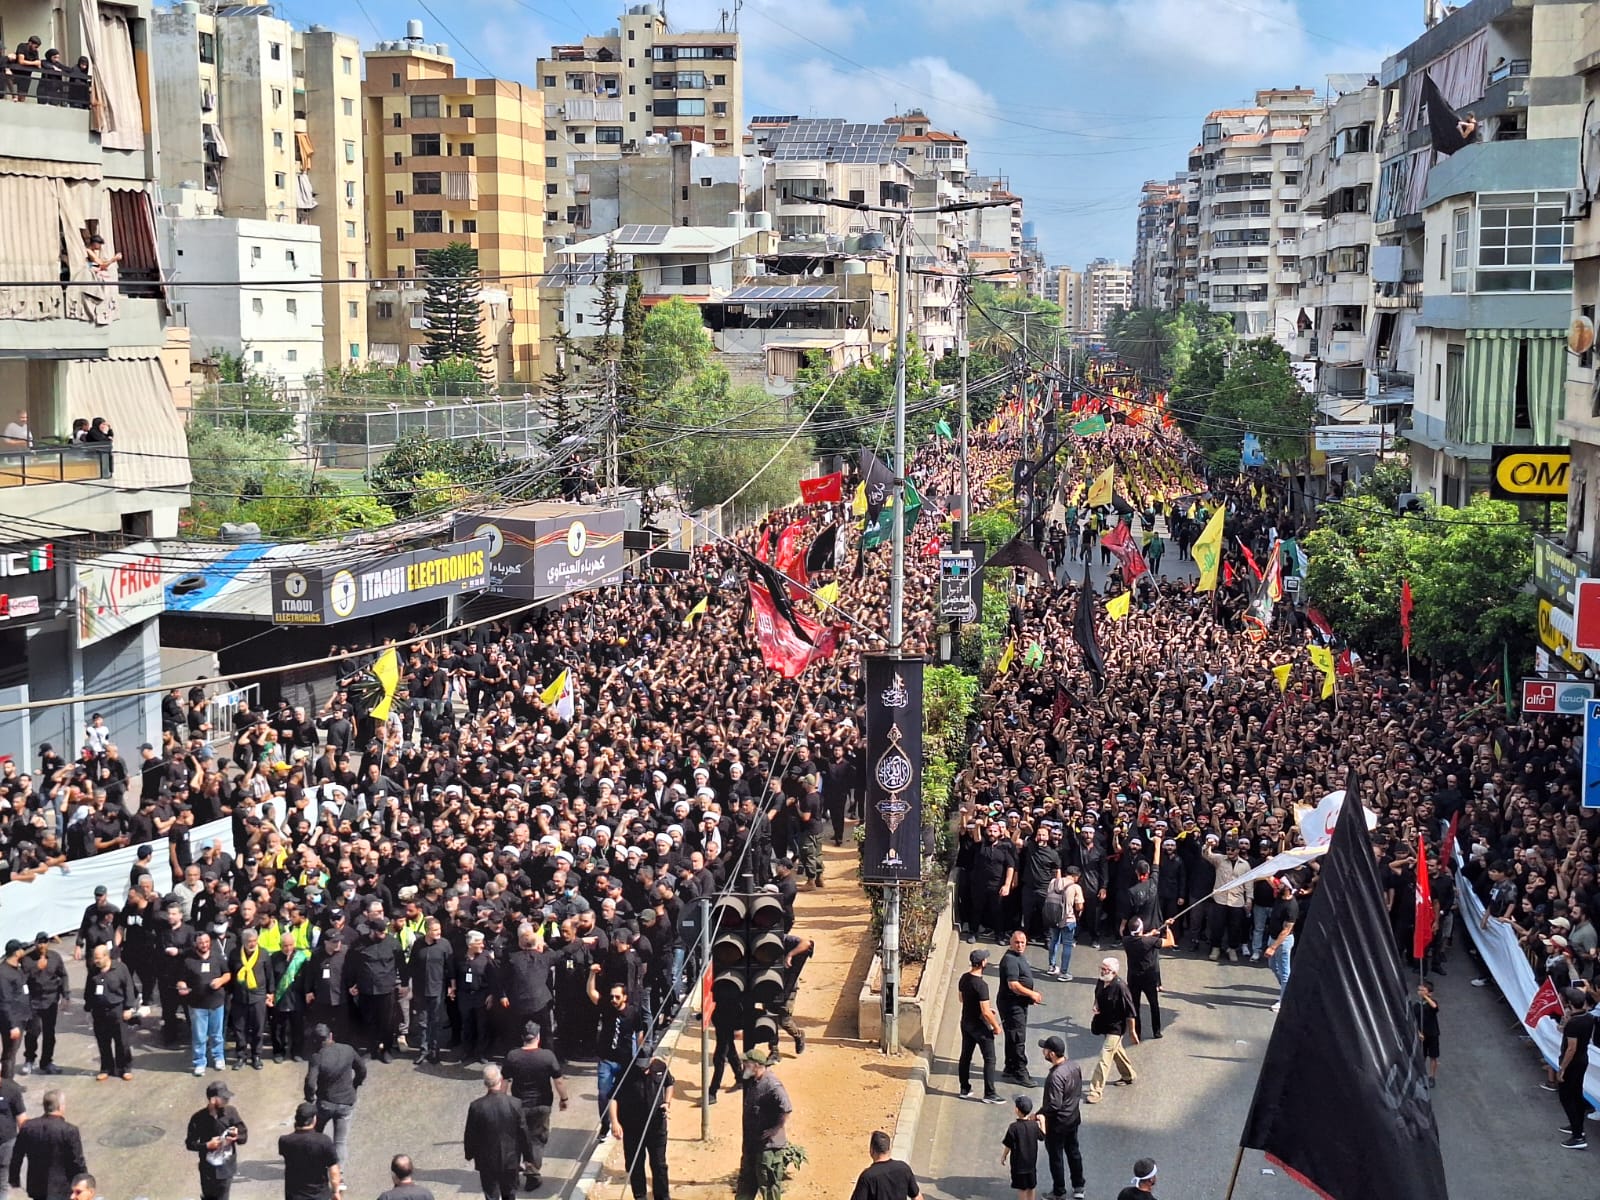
[862,654,924,883]
[453,508,626,600]
[270,539,490,625]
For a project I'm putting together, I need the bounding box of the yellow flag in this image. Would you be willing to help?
[1086,465,1114,509]
[997,638,1016,674]
[1106,591,1131,621]
[1272,662,1292,692]
[539,669,569,708]
[1193,506,1226,593]
[1307,645,1336,699]
[851,482,867,517]
[814,582,840,609]
[368,647,400,721]
[682,596,708,628]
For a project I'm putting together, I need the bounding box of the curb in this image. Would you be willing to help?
[890,1043,936,1162]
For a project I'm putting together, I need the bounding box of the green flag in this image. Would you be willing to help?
[935,418,953,439]
[1073,415,1108,436]
[1023,642,1044,669]
[862,481,923,549]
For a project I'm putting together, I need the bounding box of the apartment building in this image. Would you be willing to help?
[1083,258,1134,335]
[1295,80,1413,432]
[1174,172,1202,304]
[1193,88,1324,342]
[151,3,366,369]
[363,25,545,380]
[0,0,191,759]
[1054,266,1084,332]
[963,174,1024,264]
[1133,179,1182,309]
[1372,0,1584,504]
[535,3,741,256]
[890,110,969,357]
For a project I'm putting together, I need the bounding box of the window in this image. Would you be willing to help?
[345,220,357,238]
[376,301,394,319]
[270,42,282,60]
[396,228,405,242]
[1451,208,1470,292]
[285,249,297,267]
[393,151,403,166]
[343,98,355,116]
[1335,124,1371,156]
[347,300,359,318]
[713,128,727,142]
[271,88,284,109]
[250,245,262,263]
[395,190,405,205]
[273,131,285,150]
[675,71,706,89]
[252,350,264,364]
[348,261,358,278]
[546,156,558,168]
[700,176,714,187]
[198,32,215,64]
[848,189,866,204]
[413,210,443,233]
[393,112,403,128]
[1477,193,1573,292]
[342,56,353,75]
[713,74,726,86]
[460,104,474,118]
[286,298,298,315]
[349,342,360,359]
[629,85,636,95]
[628,27,635,39]
[251,297,264,315]
[344,140,357,163]
[462,219,477,233]
[274,171,287,188]
[596,126,624,145]
[546,183,559,196]
[286,349,298,362]
[410,94,440,118]
[543,75,557,87]
[655,99,705,117]
[1514,340,1533,429]
[458,143,474,157]
[713,101,727,116]
[573,132,587,144]
[547,210,559,222]
[413,171,442,194]
[411,134,441,156]
[391,73,402,88]
[546,129,558,141]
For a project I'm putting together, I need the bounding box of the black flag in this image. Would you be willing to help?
[983,536,1053,581]
[1240,779,1447,1200]
[1072,561,1104,683]
[805,524,840,575]
[859,449,895,524]
[1421,73,1471,156]
[746,555,814,646]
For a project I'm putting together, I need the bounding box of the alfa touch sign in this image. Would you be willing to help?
[271,539,490,625]
[457,508,625,600]
[1521,678,1595,716]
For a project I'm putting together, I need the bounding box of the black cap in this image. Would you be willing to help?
[1037,1035,1066,1056]
[969,948,990,966]
[522,1021,542,1040]
[205,1080,233,1100]
[31,932,47,945]
[93,885,107,897]
[3,940,22,956]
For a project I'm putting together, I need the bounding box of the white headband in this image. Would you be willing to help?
[1132,1163,1158,1183]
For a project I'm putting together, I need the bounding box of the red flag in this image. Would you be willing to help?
[1120,546,1148,584]
[1238,539,1263,580]
[747,581,836,679]
[1305,607,1334,640]
[920,534,942,557]
[798,471,843,504]
[1336,648,1357,678]
[1400,578,1414,650]
[1413,832,1434,962]
[773,520,808,585]
[1525,975,1564,1028]
[1444,812,1460,865]
[1223,561,1235,587]
[755,526,774,564]
[1051,685,1070,728]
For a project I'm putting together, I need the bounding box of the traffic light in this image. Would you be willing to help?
[709,892,788,1045]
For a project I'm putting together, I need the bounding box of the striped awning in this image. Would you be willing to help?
[1452,329,1564,447]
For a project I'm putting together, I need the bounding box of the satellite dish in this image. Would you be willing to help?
[1571,314,1596,356]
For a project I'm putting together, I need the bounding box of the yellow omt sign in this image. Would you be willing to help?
[1490,445,1570,500]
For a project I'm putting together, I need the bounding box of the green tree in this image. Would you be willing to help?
[366,429,518,517]
[793,348,940,455]
[967,282,1061,357]
[540,327,583,447]
[1106,307,1173,379]
[619,272,647,403]
[640,297,713,401]
[202,350,294,437]
[1302,494,1536,668]
[1354,459,1414,509]
[420,242,488,374]
[665,378,813,512]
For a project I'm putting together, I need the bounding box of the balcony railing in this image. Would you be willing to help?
[0,444,112,488]
[1487,58,1530,87]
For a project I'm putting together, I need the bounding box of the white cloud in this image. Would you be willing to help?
[746,55,1002,134]
[1022,0,1318,77]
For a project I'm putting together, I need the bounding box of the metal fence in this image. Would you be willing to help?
[312,400,548,471]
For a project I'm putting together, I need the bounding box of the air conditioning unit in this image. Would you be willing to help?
[1566,187,1591,222]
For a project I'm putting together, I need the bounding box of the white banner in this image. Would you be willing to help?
[1455,862,1600,1109]
[0,816,234,947]
[74,543,169,648]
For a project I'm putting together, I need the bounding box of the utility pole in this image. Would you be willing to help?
[804,192,1011,1058]
[604,359,619,495]
[957,284,970,544]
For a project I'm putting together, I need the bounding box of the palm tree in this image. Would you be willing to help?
[1108,308,1172,379]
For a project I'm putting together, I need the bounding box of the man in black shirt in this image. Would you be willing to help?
[608,1051,672,1200]
[1038,1035,1086,1200]
[278,1102,340,1200]
[1086,956,1137,1103]
[1019,825,1061,943]
[1115,1156,1159,1200]
[1558,987,1594,1147]
[406,918,452,1065]
[588,974,645,1131]
[1121,919,1171,1040]
[1263,876,1299,1014]
[996,930,1041,1086]
[20,934,67,1076]
[376,1154,434,1200]
[501,1023,568,1188]
[956,948,1002,1102]
[848,1130,920,1200]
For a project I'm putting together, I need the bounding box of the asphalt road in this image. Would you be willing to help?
[15,957,610,1200]
[910,940,1590,1199]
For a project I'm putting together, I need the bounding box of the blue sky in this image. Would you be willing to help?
[287,0,1424,266]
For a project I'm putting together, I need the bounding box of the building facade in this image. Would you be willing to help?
[1132,179,1182,310]
[535,4,741,256]
[363,26,546,380]
[151,3,366,369]
[1083,258,1134,336]
[0,0,191,760]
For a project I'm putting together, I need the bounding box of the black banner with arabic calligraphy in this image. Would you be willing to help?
[862,653,924,883]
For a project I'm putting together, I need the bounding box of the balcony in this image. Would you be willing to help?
[1209,211,1272,232]
[0,444,111,488]
[1278,184,1301,201]
[0,91,99,167]
[1214,184,1273,201]
[1372,279,1422,309]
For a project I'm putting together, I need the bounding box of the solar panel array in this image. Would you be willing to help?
[545,253,616,286]
[613,224,670,245]
[767,120,899,164]
[727,285,840,302]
